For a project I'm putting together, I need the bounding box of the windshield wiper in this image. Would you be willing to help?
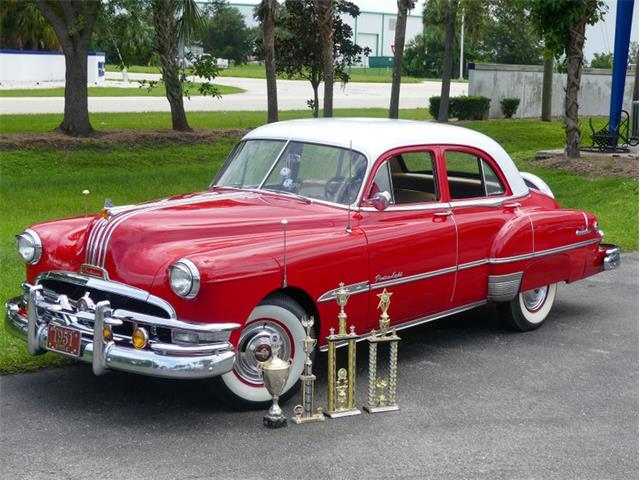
[261,188,312,204]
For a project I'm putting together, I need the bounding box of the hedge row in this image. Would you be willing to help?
[429,96,521,120]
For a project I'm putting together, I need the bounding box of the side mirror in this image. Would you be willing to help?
[370,191,391,211]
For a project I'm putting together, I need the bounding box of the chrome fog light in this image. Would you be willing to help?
[16,229,42,265]
[172,330,199,345]
[168,258,200,299]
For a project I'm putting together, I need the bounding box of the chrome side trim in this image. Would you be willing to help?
[488,238,600,265]
[487,272,523,302]
[371,265,457,290]
[458,258,489,270]
[319,300,486,351]
[448,192,529,209]
[317,281,369,303]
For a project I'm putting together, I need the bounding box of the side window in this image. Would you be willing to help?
[387,151,439,204]
[445,150,505,199]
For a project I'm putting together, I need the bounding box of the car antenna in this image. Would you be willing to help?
[346,140,353,234]
[281,219,288,288]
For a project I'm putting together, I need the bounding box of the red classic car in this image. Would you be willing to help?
[6,119,620,409]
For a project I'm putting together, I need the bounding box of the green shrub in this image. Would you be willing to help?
[500,97,520,119]
[450,96,491,120]
[428,96,440,119]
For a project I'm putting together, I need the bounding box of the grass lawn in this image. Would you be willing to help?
[0,111,636,374]
[105,63,462,84]
[0,83,244,97]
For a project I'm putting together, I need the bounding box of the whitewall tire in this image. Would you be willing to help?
[500,283,558,331]
[211,294,308,410]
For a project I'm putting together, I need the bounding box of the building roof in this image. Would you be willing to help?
[243,118,528,197]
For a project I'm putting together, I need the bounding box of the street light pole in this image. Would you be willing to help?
[459,12,465,80]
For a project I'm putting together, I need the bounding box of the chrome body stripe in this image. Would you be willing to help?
[488,238,600,265]
[458,258,489,270]
[371,265,457,290]
[317,281,370,303]
[319,300,486,351]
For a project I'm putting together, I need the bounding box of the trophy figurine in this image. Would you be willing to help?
[258,334,292,428]
[325,282,361,418]
[292,316,325,424]
[364,288,401,413]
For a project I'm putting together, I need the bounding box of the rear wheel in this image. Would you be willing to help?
[211,294,308,410]
[499,283,558,331]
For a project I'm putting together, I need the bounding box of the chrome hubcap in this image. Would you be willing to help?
[234,321,291,385]
[522,286,548,312]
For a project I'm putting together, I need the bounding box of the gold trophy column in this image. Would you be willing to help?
[325,282,361,418]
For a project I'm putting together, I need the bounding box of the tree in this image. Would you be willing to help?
[201,4,255,64]
[35,1,100,136]
[150,0,205,131]
[315,0,335,117]
[0,1,59,51]
[590,51,613,69]
[389,0,416,119]
[530,0,606,158]
[274,0,365,118]
[93,0,154,69]
[257,0,279,123]
[438,0,458,122]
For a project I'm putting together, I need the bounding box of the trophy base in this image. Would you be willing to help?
[291,413,325,424]
[363,405,399,414]
[263,415,288,428]
[324,408,362,419]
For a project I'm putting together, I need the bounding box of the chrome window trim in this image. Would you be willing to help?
[448,192,529,209]
[36,270,177,319]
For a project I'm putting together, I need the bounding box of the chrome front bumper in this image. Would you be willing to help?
[5,284,240,380]
[603,244,621,271]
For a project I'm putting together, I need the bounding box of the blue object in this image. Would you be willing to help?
[608,0,635,144]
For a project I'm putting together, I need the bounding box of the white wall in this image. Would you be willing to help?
[468,63,636,119]
[0,50,106,85]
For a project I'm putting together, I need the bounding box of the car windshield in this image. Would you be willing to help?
[214,140,368,205]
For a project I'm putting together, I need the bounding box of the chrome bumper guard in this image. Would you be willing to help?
[603,244,621,271]
[5,284,240,380]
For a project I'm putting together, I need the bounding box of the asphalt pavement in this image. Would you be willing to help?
[1,253,637,480]
[0,75,468,114]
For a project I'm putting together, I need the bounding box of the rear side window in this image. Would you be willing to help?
[445,151,505,199]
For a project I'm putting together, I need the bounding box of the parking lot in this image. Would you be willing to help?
[1,253,637,480]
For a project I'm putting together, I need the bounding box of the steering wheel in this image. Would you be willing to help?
[324,176,346,202]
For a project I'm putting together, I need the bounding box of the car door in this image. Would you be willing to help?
[442,147,524,306]
[358,147,457,331]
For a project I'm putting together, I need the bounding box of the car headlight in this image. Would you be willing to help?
[168,258,200,299]
[16,229,42,265]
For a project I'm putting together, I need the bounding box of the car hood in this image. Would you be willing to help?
[83,189,344,287]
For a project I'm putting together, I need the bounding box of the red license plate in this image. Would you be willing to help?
[47,324,81,357]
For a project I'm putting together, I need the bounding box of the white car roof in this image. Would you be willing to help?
[244,118,528,197]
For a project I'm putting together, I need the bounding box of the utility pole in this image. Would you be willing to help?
[459,11,464,80]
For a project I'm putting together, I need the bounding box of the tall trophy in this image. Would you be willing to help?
[258,334,292,428]
[364,288,401,413]
[292,316,324,424]
[325,282,361,418]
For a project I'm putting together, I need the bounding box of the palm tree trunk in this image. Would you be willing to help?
[36,1,98,136]
[262,0,279,123]
[152,0,190,131]
[541,51,553,122]
[316,0,334,117]
[438,0,457,123]
[389,1,414,119]
[564,5,593,158]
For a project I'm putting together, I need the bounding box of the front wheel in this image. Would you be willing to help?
[499,283,558,331]
[210,294,308,410]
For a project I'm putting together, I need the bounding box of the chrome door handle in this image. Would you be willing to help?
[503,202,521,209]
[433,210,453,217]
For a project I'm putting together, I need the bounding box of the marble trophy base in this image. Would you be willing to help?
[324,408,362,419]
[363,404,399,414]
[263,413,288,428]
[291,412,325,424]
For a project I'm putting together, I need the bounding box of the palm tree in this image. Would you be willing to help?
[1,1,60,51]
[315,0,334,117]
[257,0,279,123]
[389,0,416,119]
[437,0,458,123]
[151,0,204,131]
